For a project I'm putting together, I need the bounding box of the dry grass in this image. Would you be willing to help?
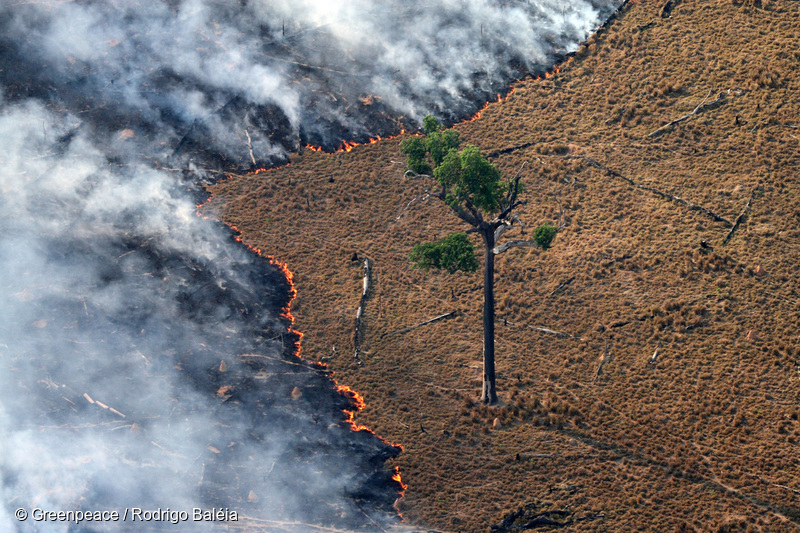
[207,0,800,530]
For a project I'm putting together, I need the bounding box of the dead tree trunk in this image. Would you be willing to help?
[481,227,498,405]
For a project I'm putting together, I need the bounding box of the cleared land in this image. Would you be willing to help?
[207,0,800,530]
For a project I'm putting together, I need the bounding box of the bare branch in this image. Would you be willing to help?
[723,190,755,244]
[493,239,539,255]
[593,340,611,383]
[437,195,481,227]
[648,340,662,365]
[497,199,525,221]
[504,161,527,208]
[648,89,727,138]
[553,194,568,230]
[390,160,433,180]
[394,193,431,221]
[381,311,458,338]
[494,213,525,241]
[353,258,372,361]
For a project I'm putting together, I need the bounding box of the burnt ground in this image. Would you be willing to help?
[3,225,403,531]
[209,0,800,531]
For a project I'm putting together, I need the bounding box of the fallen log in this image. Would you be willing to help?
[723,191,754,244]
[382,311,458,337]
[549,277,575,296]
[648,89,727,138]
[648,340,662,365]
[353,258,372,361]
[499,319,581,340]
[593,341,611,383]
[577,156,733,226]
[529,326,580,340]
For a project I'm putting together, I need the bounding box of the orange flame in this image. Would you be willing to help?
[337,384,366,412]
[303,128,405,155]
[462,61,563,124]
[392,465,408,490]
[222,222,297,323]
[196,157,407,501]
[339,384,371,432]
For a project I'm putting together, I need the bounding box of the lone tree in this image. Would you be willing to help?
[398,115,557,405]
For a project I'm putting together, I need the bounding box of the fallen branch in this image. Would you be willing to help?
[648,89,727,138]
[756,476,800,496]
[485,141,535,159]
[500,319,581,340]
[577,156,733,226]
[244,129,256,167]
[549,277,575,296]
[394,193,431,221]
[382,311,457,337]
[593,341,611,383]
[723,191,754,244]
[648,340,662,365]
[353,258,372,361]
[390,160,433,180]
[528,326,580,340]
[517,453,560,460]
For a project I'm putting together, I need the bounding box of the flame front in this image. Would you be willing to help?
[392,465,407,490]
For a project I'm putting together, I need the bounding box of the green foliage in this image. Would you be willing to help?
[409,232,478,273]
[426,129,460,166]
[423,114,440,134]
[435,145,505,213]
[533,223,557,250]
[400,136,431,174]
[401,115,461,173]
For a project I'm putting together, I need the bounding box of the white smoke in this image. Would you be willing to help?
[1,0,621,159]
[0,101,399,532]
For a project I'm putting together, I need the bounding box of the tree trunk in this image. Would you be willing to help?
[480,228,498,405]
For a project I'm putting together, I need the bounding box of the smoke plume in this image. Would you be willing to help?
[0,0,622,164]
[0,99,401,532]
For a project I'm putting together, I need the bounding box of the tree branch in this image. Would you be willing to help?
[497,199,525,221]
[493,239,539,255]
[462,197,485,225]
[381,311,458,337]
[445,201,482,227]
[494,214,525,241]
[394,193,431,221]
[504,161,527,208]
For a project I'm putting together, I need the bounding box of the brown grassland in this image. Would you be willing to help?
[206,0,800,530]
